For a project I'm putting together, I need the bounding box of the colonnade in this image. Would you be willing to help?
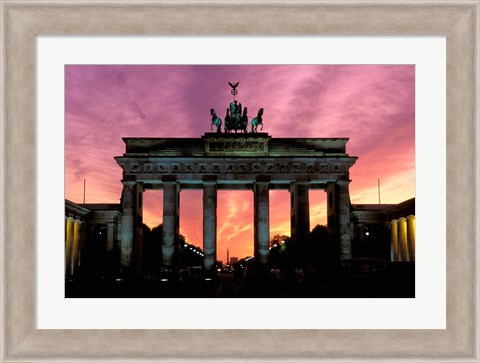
[389,215,415,262]
[120,177,353,270]
[65,217,86,277]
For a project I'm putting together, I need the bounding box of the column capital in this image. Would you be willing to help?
[406,215,415,220]
[121,180,137,186]
[202,175,218,184]
[161,175,177,183]
[255,175,271,183]
[336,178,351,186]
[292,177,310,184]
[390,219,398,224]
[398,216,406,222]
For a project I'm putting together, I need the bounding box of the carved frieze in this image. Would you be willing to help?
[122,159,356,182]
[252,164,261,173]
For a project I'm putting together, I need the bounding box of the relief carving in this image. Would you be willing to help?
[130,164,139,173]
[266,164,275,173]
[239,164,248,173]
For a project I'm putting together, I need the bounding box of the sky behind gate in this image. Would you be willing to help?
[65,65,415,261]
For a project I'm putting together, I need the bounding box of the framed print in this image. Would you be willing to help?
[1,1,478,362]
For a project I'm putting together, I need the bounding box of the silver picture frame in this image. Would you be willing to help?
[1,1,478,361]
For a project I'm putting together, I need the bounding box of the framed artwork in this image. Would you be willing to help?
[1,1,478,361]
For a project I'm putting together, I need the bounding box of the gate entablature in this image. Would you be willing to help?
[114,133,357,271]
[120,133,350,156]
[115,133,357,185]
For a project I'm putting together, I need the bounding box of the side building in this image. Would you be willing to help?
[350,198,415,262]
[65,200,122,279]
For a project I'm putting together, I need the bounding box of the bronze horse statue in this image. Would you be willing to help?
[210,108,222,133]
[251,108,264,133]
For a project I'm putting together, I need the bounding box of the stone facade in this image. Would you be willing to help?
[115,133,357,270]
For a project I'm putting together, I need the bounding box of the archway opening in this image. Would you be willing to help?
[142,190,163,274]
[217,190,253,266]
[310,190,327,229]
[269,189,290,243]
[179,190,203,249]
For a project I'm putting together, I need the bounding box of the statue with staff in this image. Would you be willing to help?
[224,82,249,133]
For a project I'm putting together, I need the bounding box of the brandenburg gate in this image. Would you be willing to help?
[115,133,357,271]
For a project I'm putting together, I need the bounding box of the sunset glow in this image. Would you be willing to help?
[65,65,415,262]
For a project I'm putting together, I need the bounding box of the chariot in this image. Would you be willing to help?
[224,101,248,133]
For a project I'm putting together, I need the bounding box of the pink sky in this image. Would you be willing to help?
[65,65,415,262]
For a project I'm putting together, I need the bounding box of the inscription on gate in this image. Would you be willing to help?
[205,137,268,156]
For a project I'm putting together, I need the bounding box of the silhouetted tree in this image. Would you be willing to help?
[142,223,163,274]
[268,234,291,269]
[269,234,290,248]
[309,224,338,267]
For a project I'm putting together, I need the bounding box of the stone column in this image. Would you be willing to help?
[65,217,74,276]
[326,183,337,240]
[254,179,270,264]
[162,180,180,267]
[290,180,310,248]
[203,178,217,270]
[135,184,144,275]
[406,215,416,261]
[120,181,136,267]
[106,222,115,255]
[72,220,82,275]
[106,222,116,274]
[337,180,352,260]
[398,217,408,261]
[78,219,87,269]
[390,219,399,262]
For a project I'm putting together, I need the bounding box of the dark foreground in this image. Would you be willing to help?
[66,261,415,298]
